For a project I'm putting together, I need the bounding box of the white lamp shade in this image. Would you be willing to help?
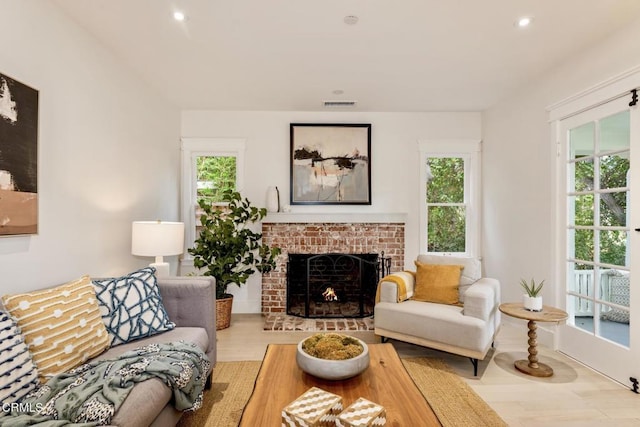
[131,221,185,256]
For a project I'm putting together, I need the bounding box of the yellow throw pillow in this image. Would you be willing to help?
[412,261,463,305]
[2,275,110,383]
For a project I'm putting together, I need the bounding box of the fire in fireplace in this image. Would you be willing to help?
[287,253,390,318]
[322,287,339,302]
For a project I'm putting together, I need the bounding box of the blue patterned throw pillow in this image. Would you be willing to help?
[92,267,175,346]
[0,311,39,408]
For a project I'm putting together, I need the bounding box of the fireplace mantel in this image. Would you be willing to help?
[263,212,407,224]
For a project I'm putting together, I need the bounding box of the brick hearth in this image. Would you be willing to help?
[261,217,405,316]
[263,313,375,331]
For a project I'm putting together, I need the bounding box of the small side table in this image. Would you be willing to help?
[499,302,568,377]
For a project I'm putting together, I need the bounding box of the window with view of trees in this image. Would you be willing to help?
[196,156,237,205]
[568,111,630,272]
[426,157,466,252]
[571,153,629,268]
[419,140,480,257]
[181,138,246,264]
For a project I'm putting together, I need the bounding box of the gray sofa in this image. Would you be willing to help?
[95,276,217,427]
[1,276,216,427]
[374,255,500,375]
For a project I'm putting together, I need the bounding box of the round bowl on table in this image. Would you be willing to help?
[296,335,370,381]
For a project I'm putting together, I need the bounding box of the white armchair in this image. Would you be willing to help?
[374,254,500,375]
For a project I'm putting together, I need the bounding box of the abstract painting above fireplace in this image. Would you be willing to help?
[290,123,371,205]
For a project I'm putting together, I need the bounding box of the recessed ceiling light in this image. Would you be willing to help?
[516,16,533,27]
[344,15,359,25]
[173,11,186,21]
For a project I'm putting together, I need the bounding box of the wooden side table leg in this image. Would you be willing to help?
[527,320,539,369]
[514,319,554,377]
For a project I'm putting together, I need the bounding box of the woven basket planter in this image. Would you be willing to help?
[216,296,233,330]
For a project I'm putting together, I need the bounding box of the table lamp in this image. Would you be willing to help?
[131,220,184,277]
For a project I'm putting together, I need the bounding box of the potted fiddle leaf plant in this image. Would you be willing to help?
[520,278,544,312]
[189,189,281,329]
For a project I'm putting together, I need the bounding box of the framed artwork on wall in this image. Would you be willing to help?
[0,73,39,236]
[290,123,371,205]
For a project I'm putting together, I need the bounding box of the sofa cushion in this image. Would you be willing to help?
[1,276,110,382]
[416,255,482,302]
[416,254,481,286]
[600,270,630,324]
[0,312,39,407]
[92,267,175,347]
[374,300,492,355]
[413,262,463,305]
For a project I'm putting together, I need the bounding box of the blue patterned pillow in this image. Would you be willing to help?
[92,267,175,346]
[0,311,39,407]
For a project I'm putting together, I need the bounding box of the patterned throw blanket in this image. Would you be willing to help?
[0,341,210,426]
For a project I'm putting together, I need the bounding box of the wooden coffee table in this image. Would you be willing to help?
[239,343,442,426]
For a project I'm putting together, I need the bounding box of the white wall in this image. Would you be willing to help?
[483,16,640,307]
[0,2,181,293]
[182,110,481,312]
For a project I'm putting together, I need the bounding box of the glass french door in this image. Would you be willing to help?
[558,95,638,386]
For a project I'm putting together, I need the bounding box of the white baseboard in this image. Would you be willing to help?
[230,299,261,314]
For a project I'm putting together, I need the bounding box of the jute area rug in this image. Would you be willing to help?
[177,358,507,427]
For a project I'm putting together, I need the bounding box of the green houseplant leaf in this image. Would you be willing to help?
[188,190,281,299]
[519,278,545,297]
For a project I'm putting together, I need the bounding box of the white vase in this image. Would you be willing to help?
[266,186,280,213]
[523,295,543,312]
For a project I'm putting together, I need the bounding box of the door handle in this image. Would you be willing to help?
[636,228,640,232]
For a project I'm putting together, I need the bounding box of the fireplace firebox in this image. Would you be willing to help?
[287,253,390,318]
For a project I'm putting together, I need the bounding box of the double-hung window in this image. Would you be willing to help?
[418,140,481,257]
[181,138,246,266]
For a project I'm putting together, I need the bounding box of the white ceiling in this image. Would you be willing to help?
[52,0,640,112]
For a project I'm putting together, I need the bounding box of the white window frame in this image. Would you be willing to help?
[180,138,246,263]
[418,139,482,257]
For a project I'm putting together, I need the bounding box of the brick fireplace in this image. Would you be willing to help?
[261,213,406,316]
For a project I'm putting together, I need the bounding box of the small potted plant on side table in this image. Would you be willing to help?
[189,190,281,330]
[520,278,544,312]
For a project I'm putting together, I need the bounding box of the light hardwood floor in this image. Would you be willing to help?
[217,314,640,426]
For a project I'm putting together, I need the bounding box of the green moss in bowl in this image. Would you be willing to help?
[301,333,364,360]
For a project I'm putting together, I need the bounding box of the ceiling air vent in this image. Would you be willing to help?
[323,100,357,108]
